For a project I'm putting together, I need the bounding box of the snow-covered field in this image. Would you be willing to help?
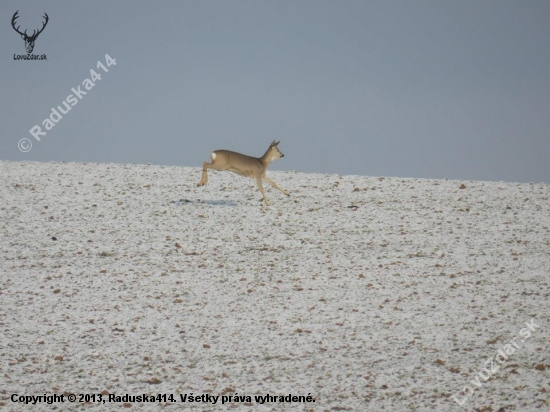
[1,160,549,411]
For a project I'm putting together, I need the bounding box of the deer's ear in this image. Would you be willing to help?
[21,34,25,39]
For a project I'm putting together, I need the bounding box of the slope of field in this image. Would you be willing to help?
[1,160,549,411]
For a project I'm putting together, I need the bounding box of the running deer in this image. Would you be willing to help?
[197,140,290,206]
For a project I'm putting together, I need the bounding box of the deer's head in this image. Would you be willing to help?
[12,11,49,54]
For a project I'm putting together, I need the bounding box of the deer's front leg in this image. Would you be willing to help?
[263,176,290,196]
[255,177,269,206]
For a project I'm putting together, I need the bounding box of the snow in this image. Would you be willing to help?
[1,160,549,411]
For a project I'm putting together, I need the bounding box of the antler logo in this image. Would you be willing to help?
[12,11,49,54]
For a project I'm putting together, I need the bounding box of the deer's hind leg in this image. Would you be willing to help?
[197,153,223,187]
[198,161,217,186]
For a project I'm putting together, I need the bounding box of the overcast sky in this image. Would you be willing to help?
[1,1,549,183]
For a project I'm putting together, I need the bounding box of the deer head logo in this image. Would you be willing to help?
[12,11,49,54]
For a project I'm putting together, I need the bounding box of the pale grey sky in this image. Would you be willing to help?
[1,1,549,183]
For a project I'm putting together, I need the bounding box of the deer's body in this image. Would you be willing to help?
[197,140,289,206]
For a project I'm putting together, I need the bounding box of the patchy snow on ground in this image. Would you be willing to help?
[0,160,549,411]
